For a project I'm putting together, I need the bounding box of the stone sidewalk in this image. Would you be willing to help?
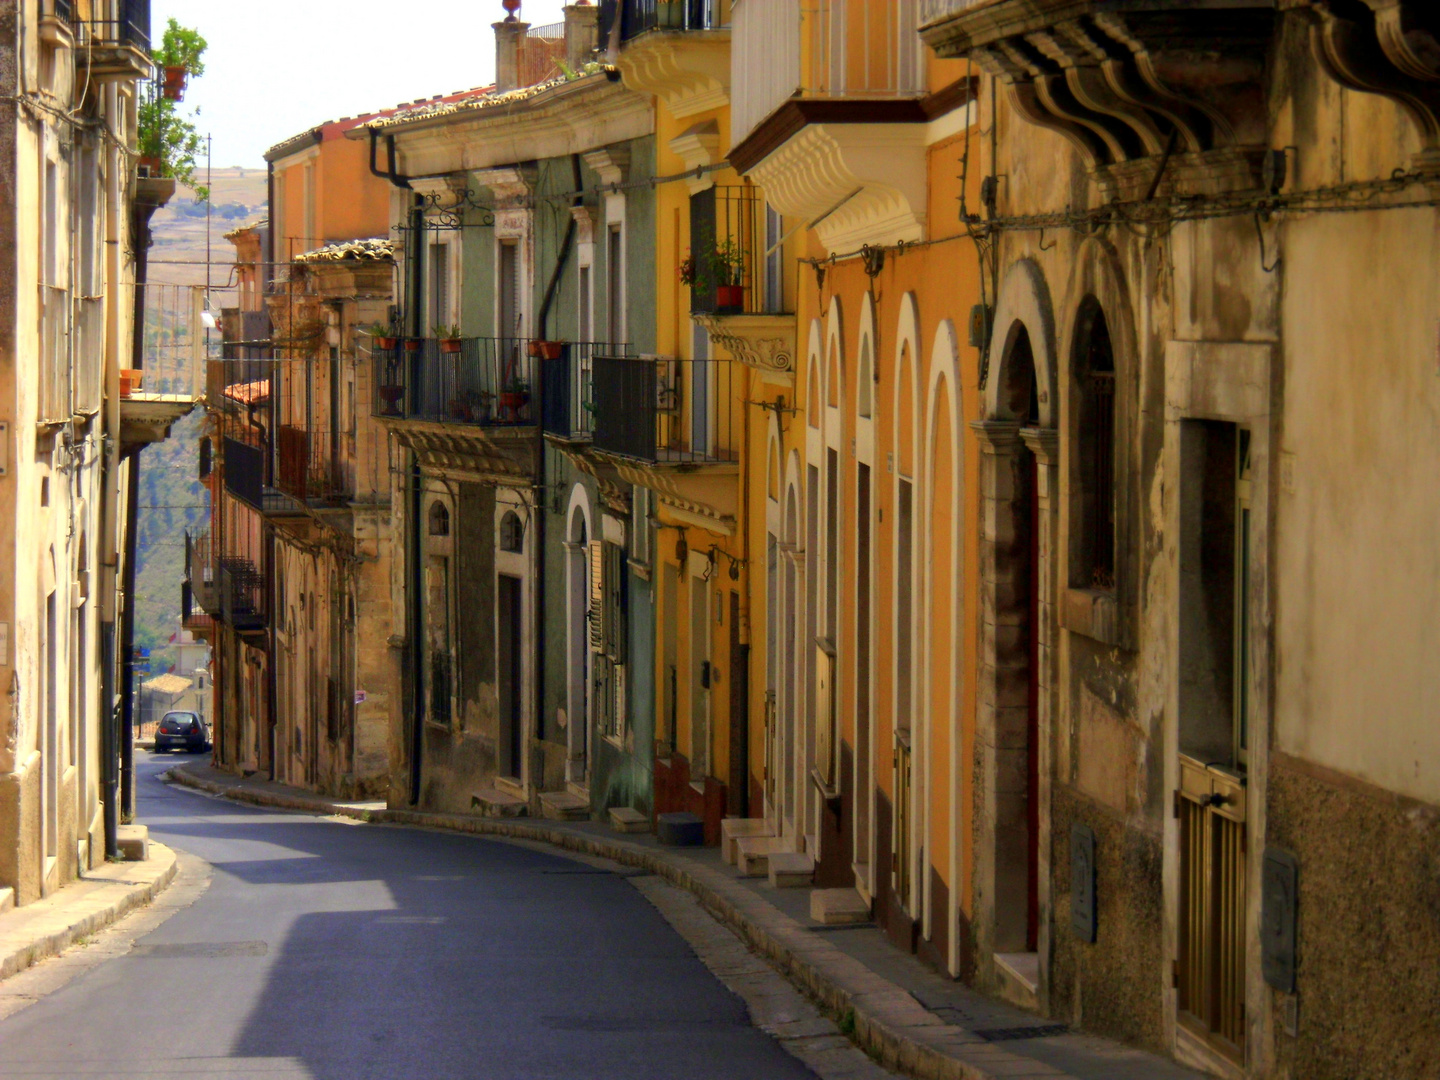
[168,761,1205,1080]
[0,843,178,982]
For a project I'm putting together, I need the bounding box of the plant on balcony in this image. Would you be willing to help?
[499,377,530,421]
[680,237,746,310]
[403,337,425,353]
[434,325,463,355]
[369,323,399,350]
[138,19,209,197]
[537,339,566,361]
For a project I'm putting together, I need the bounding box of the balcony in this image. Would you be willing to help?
[605,0,731,118]
[185,530,217,619]
[685,184,796,383]
[618,0,727,41]
[371,336,545,488]
[917,0,1282,196]
[728,0,953,251]
[122,282,204,453]
[217,558,267,637]
[588,356,740,533]
[276,426,349,508]
[75,0,152,81]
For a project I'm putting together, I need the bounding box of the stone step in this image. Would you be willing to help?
[116,824,149,863]
[471,787,527,818]
[0,887,13,915]
[539,790,591,821]
[720,817,775,865]
[657,811,705,846]
[736,835,792,878]
[767,852,815,888]
[608,807,650,834]
[810,887,871,925]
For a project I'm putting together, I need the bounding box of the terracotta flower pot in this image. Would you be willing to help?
[119,369,143,398]
[538,340,565,361]
[440,338,463,355]
[138,155,162,179]
[526,341,543,358]
[162,65,188,102]
[716,284,744,311]
[378,385,405,416]
[375,335,398,351]
[403,339,424,353]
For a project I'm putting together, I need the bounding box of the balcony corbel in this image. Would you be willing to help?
[692,312,795,386]
[1289,0,1440,172]
[617,29,730,119]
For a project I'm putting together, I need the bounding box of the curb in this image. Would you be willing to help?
[0,843,179,982]
[166,764,996,1080]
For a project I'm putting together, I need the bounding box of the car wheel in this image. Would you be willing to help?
[154,745,166,754]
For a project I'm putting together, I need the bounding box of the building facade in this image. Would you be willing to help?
[0,0,195,905]
[914,2,1440,1078]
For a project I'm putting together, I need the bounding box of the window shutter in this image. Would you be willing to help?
[614,663,627,739]
[605,542,626,663]
[589,540,605,653]
[594,654,613,736]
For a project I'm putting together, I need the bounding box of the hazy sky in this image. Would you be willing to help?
[153,1,573,168]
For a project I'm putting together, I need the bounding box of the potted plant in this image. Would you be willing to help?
[139,20,209,197]
[403,337,425,354]
[162,64,188,101]
[435,325,463,355]
[710,237,746,311]
[678,251,700,288]
[378,385,406,416]
[370,323,398,351]
[119,369,143,398]
[499,377,530,421]
[537,339,566,361]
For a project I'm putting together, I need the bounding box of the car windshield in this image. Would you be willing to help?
[163,714,196,727]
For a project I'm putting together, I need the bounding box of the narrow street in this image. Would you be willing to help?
[0,754,824,1080]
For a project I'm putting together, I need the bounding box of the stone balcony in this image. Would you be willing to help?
[920,0,1440,189]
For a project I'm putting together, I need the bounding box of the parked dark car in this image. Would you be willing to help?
[153,711,210,754]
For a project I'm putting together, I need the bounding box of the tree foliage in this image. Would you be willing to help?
[138,19,209,199]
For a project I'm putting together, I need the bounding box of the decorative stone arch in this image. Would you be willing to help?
[806,318,823,431]
[889,291,924,924]
[851,291,878,894]
[565,482,595,784]
[973,257,1061,999]
[420,483,459,735]
[923,318,965,973]
[1059,235,1141,650]
[857,292,877,425]
[778,463,806,840]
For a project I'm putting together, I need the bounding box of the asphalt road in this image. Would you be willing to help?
[0,752,821,1080]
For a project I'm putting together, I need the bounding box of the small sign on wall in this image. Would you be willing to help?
[1071,823,1097,944]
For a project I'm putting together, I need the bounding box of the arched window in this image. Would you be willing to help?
[500,510,524,553]
[1074,297,1116,590]
[428,501,450,537]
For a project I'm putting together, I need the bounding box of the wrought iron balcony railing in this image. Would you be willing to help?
[540,341,631,441]
[276,426,349,506]
[76,0,150,50]
[185,530,217,618]
[616,0,727,41]
[217,557,267,633]
[591,356,739,465]
[373,337,536,428]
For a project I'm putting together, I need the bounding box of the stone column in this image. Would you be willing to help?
[563,3,599,69]
[493,20,529,94]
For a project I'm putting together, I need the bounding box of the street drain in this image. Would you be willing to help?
[130,941,269,959]
[974,1024,1069,1042]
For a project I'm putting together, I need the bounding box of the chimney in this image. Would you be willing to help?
[563,3,599,70]
[493,18,529,93]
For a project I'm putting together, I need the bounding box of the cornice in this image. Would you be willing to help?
[386,79,654,177]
